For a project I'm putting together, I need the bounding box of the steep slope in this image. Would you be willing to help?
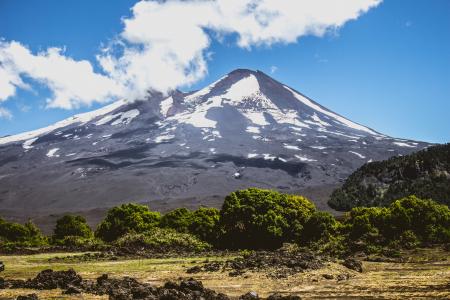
[328,143,450,210]
[0,69,430,224]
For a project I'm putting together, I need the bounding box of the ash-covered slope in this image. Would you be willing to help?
[0,69,430,222]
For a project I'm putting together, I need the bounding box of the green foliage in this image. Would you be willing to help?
[115,227,211,252]
[52,235,104,248]
[95,203,161,242]
[0,218,47,247]
[329,144,450,210]
[53,215,93,241]
[342,195,450,252]
[160,208,193,233]
[219,188,316,249]
[188,207,220,243]
[300,211,340,245]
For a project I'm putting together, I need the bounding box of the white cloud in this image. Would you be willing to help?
[0,107,12,120]
[99,0,382,98]
[270,66,278,74]
[0,41,123,109]
[0,0,382,109]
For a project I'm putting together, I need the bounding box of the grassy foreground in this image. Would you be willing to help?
[1,248,449,299]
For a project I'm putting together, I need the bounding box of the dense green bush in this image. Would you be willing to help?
[342,195,450,251]
[0,218,47,246]
[95,203,161,242]
[52,235,104,248]
[115,227,211,252]
[53,215,93,241]
[160,208,193,233]
[189,207,220,243]
[300,211,340,244]
[219,188,316,249]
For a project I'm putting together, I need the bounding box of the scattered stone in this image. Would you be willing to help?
[336,273,350,281]
[0,261,4,272]
[16,294,38,300]
[190,249,323,278]
[186,265,202,274]
[2,268,306,300]
[267,293,301,300]
[229,270,245,277]
[343,258,363,273]
[322,274,334,280]
[63,285,82,294]
[240,291,259,300]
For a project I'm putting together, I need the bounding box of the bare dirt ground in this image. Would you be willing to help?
[0,248,449,299]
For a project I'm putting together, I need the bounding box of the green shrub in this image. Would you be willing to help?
[189,207,220,243]
[342,196,450,251]
[160,208,193,233]
[115,227,211,252]
[388,195,450,244]
[52,235,104,248]
[53,215,93,241]
[95,203,161,242]
[300,211,340,244]
[219,188,316,249]
[0,218,47,247]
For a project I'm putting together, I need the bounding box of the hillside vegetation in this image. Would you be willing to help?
[328,143,450,210]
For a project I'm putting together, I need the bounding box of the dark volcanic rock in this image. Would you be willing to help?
[16,294,39,300]
[240,291,259,300]
[5,269,82,290]
[342,258,363,273]
[0,261,4,272]
[2,268,311,300]
[63,285,82,294]
[189,249,324,278]
[267,293,301,300]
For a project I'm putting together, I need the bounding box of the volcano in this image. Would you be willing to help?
[0,69,429,228]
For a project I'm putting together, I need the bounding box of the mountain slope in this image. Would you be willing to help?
[0,69,430,224]
[328,143,450,210]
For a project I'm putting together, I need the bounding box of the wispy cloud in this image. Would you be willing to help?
[404,20,413,28]
[0,107,12,120]
[0,0,382,110]
[270,66,278,74]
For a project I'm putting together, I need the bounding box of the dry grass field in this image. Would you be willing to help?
[0,248,449,299]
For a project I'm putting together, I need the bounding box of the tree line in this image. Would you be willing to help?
[1,188,449,256]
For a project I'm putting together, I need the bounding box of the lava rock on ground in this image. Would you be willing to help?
[342,258,363,273]
[16,294,39,300]
[4,269,82,290]
[2,268,305,299]
[188,249,324,278]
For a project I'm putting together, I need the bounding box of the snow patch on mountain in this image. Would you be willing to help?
[393,141,416,148]
[349,151,366,159]
[283,144,301,151]
[160,96,173,116]
[0,99,128,145]
[111,109,140,125]
[246,126,260,134]
[241,111,269,126]
[172,96,222,128]
[46,148,60,158]
[295,154,317,162]
[22,138,38,150]
[284,86,380,136]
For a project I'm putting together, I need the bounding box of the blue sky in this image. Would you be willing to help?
[0,0,449,143]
